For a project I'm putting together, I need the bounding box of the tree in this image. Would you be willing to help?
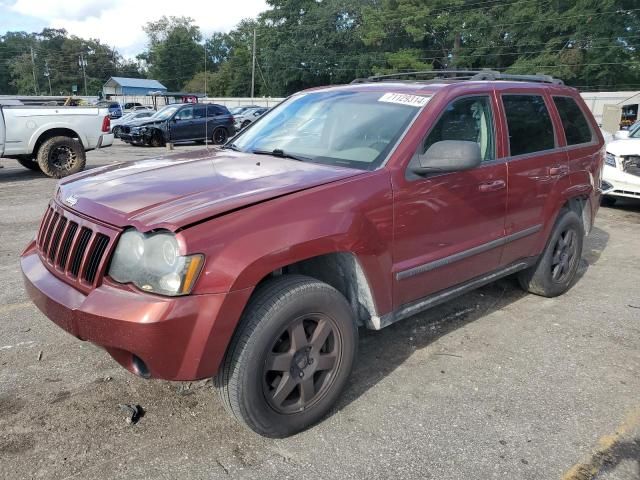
[143,16,205,90]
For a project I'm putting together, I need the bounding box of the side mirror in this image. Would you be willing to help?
[411,140,482,176]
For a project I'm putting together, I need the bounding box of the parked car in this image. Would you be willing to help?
[21,72,604,437]
[603,127,640,204]
[119,103,234,146]
[235,107,269,130]
[97,101,123,119]
[111,111,155,137]
[1,101,113,177]
[229,105,261,116]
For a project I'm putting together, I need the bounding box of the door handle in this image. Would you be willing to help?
[478,180,506,192]
[549,165,569,176]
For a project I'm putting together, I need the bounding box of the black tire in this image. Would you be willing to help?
[112,126,121,138]
[149,130,165,147]
[601,195,617,207]
[212,127,229,145]
[517,209,584,297]
[215,275,357,438]
[17,157,42,172]
[36,136,86,178]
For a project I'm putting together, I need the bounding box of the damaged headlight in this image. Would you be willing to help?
[605,152,617,167]
[108,229,204,296]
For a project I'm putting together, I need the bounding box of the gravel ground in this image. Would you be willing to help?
[1,142,639,480]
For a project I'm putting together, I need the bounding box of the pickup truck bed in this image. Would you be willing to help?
[0,105,114,178]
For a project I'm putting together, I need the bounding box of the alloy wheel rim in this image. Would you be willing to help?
[213,129,227,144]
[551,228,578,283]
[51,146,77,170]
[262,314,342,414]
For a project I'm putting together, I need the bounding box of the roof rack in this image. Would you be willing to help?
[351,69,564,85]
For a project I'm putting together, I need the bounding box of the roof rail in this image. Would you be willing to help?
[351,69,564,85]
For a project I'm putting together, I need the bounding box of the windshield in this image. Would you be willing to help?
[231,91,427,170]
[153,106,179,120]
[629,123,640,138]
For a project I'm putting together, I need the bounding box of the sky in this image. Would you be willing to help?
[0,0,268,56]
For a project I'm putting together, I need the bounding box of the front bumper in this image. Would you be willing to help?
[21,241,252,381]
[602,165,640,199]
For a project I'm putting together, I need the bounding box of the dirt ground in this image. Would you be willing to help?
[1,142,639,479]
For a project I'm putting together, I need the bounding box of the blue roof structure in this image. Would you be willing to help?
[103,77,167,95]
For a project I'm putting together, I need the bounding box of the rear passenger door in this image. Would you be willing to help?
[392,94,508,308]
[499,93,569,266]
[191,105,208,140]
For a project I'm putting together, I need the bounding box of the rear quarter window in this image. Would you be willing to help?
[503,95,555,156]
[553,96,594,145]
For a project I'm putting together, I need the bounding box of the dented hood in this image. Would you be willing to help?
[57,149,363,231]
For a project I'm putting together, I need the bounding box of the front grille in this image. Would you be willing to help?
[121,126,131,134]
[623,156,640,177]
[36,205,117,291]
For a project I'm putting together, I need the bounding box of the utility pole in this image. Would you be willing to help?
[30,47,39,95]
[251,28,256,99]
[204,44,207,97]
[43,60,52,95]
[78,52,88,96]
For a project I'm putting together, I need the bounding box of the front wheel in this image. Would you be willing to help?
[517,209,584,297]
[215,275,357,438]
[36,136,86,178]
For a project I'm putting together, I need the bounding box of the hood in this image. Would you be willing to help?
[606,138,640,156]
[57,149,364,231]
[127,118,164,128]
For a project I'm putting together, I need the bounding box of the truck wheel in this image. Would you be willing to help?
[517,209,584,298]
[36,136,85,178]
[17,157,42,172]
[215,275,357,438]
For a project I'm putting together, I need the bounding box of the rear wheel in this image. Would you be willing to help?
[212,127,228,145]
[517,209,584,297]
[215,275,357,438]
[36,136,86,178]
[17,157,42,172]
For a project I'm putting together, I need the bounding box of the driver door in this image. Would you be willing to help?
[392,94,508,308]
[170,106,194,141]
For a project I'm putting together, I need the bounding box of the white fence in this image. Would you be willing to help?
[202,97,285,108]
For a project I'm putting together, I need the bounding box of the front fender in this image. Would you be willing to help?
[183,171,395,316]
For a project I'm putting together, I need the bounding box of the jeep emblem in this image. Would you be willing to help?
[64,195,78,206]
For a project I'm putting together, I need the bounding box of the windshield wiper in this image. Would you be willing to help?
[221,143,242,151]
[251,148,309,162]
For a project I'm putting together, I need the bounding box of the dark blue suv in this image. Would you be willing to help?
[98,101,123,119]
[119,103,236,147]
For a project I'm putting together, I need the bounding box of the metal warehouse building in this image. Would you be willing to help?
[102,77,167,96]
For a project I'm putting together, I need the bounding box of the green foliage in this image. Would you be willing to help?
[143,16,205,90]
[1,2,640,96]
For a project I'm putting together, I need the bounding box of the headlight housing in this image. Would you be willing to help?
[108,229,203,296]
[605,152,617,167]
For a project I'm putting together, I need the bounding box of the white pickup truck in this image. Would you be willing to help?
[0,102,114,178]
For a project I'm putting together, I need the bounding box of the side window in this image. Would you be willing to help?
[553,96,594,145]
[207,105,222,116]
[174,107,193,121]
[421,96,495,162]
[503,95,555,156]
[193,106,207,119]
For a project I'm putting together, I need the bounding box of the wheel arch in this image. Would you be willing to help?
[31,127,85,157]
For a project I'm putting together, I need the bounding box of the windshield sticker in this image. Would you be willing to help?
[378,92,430,108]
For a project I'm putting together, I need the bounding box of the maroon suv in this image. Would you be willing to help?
[22,71,604,437]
